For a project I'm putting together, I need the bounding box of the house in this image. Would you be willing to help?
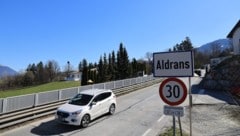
[65,71,82,81]
[227,20,240,55]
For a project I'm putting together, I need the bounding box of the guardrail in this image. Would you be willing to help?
[0,77,163,130]
[0,76,153,114]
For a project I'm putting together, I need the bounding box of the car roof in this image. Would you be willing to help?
[80,89,112,96]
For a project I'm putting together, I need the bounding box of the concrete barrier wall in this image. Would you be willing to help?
[6,94,35,112]
[115,80,124,89]
[0,99,3,113]
[136,77,142,83]
[37,90,59,106]
[124,79,131,87]
[79,85,92,91]
[93,83,105,89]
[131,78,137,85]
[60,87,79,100]
[105,82,114,90]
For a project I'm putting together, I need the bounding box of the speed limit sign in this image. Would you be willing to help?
[159,78,187,106]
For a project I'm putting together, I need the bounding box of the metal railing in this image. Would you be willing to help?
[0,77,163,130]
[0,76,154,114]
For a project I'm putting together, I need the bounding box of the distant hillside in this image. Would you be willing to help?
[197,39,232,53]
[0,65,18,78]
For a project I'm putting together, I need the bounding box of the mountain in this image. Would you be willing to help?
[0,65,18,78]
[196,39,232,53]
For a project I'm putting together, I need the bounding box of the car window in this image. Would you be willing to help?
[92,94,103,102]
[103,92,111,99]
[93,92,111,102]
[69,94,93,106]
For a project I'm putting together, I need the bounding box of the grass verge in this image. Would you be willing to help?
[159,127,189,136]
[0,81,80,98]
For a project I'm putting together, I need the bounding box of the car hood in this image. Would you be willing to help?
[58,103,86,113]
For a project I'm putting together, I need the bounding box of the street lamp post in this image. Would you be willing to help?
[67,61,70,78]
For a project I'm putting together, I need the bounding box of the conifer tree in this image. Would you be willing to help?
[111,51,116,80]
[131,58,138,77]
[97,56,104,83]
[81,59,88,85]
[116,43,129,79]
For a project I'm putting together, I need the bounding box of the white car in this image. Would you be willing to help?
[55,89,117,127]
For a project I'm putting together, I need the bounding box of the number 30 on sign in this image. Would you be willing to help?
[159,78,187,106]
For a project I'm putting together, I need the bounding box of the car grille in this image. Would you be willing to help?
[57,111,69,118]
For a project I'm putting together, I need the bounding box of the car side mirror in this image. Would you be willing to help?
[91,101,97,105]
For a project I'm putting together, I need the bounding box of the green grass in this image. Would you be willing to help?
[0,81,80,98]
[159,127,189,136]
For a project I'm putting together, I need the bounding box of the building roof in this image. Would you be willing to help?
[227,20,240,38]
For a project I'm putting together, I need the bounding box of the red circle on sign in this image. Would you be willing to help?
[159,78,187,106]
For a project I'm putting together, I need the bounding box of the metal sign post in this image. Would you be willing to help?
[173,115,176,136]
[189,77,192,136]
[178,116,183,136]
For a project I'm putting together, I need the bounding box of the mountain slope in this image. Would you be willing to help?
[0,65,18,78]
[197,39,232,52]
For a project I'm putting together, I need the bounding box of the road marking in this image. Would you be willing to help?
[142,128,152,136]
[158,115,165,122]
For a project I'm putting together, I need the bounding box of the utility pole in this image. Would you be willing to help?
[67,61,70,78]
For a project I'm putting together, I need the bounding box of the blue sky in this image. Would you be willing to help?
[0,0,239,72]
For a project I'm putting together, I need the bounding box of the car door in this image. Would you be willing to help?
[89,94,104,119]
[100,92,112,113]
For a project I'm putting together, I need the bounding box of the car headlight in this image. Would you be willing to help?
[72,110,82,116]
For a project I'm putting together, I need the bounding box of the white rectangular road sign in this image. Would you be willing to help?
[164,105,184,117]
[153,51,194,77]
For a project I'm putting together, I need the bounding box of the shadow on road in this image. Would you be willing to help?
[191,82,237,105]
[30,119,82,135]
[31,113,111,135]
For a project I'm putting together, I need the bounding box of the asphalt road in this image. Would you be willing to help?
[3,76,238,136]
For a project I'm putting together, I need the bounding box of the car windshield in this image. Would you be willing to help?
[69,94,93,106]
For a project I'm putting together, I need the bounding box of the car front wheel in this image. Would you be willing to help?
[109,104,116,115]
[81,114,90,128]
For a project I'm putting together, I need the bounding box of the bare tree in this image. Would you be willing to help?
[145,52,153,75]
[145,52,153,62]
[46,60,60,81]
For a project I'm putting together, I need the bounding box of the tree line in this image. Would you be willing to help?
[80,43,151,85]
[0,43,152,90]
[0,60,62,90]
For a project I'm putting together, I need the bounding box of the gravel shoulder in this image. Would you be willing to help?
[181,78,240,136]
[180,104,240,136]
